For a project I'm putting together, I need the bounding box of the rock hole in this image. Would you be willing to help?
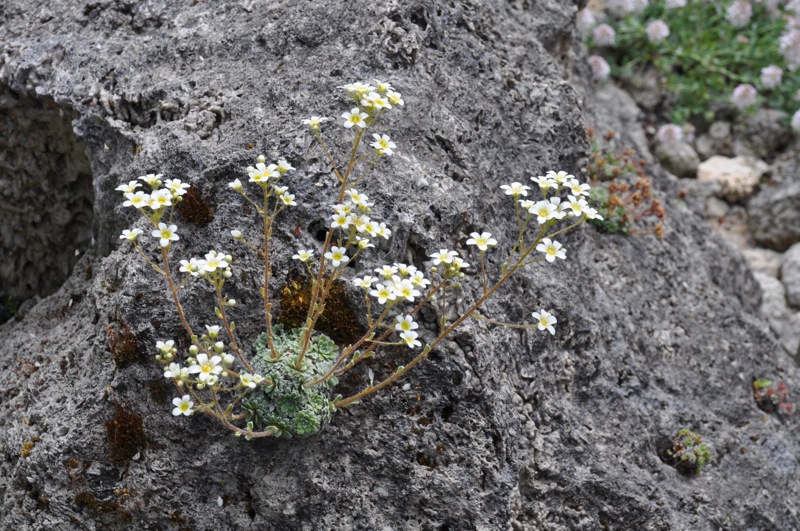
[0,87,94,323]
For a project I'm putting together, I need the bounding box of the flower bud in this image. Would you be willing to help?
[231,230,243,239]
[223,270,232,279]
[165,352,174,361]
[214,341,225,352]
[257,155,266,164]
[189,345,199,355]
[155,354,162,361]
[227,299,236,307]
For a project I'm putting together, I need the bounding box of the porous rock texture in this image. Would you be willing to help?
[1,1,799,530]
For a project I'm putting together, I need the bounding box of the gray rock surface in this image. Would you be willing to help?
[1,1,799,531]
[733,108,793,160]
[754,272,800,356]
[782,243,800,309]
[748,182,800,252]
[654,140,700,178]
[695,121,733,160]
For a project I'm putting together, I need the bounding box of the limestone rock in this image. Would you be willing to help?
[697,155,767,202]
[654,140,700,178]
[733,109,793,160]
[749,182,800,251]
[754,272,800,356]
[742,247,784,278]
[782,243,800,309]
[694,121,733,160]
[1,1,799,530]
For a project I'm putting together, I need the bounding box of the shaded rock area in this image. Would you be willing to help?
[1,2,799,531]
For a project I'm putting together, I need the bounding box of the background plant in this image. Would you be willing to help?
[753,377,795,414]
[584,0,800,124]
[586,128,666,237]
[664,428,713,475]
[117,82,601,439]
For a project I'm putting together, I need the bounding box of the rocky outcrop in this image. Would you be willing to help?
[1,1,798,530]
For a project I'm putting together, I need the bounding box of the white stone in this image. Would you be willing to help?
[697,156,767,202]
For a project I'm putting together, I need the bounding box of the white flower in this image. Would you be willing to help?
[156,340,175,354]
[205,325,221,339]
[374,79,394,93]
[731,84,758,110]
[165,179,190,196]
[277,159,295,174]
[280,193,297,206]
[148,188,173,210]
[293,249,314,262]
[395,315,419,332]
[302,116,329,130]
[120,228,143,241]
[375,264,398,278]
[116,180,141,193]
[430,249,458,265]
[362,91,391,110]
[395,263,417,276]
[164,363,182,379]
[240,373,257,389]
[252,374,265,384]
[399,330,422,349]
[353,276,376,289]
[587,55,610,82]
[341,82,376,97]
[172,395,194,416]
[228,179,243,191]
[451,256,470,270]
[152,223,179,248]
[139,173,163,187]
[466,232,497,251]
[345,188,369,207]
[231,229,243,239]
[531,200,558,224]
[546,171,573,185]
[531,309,557,335]
[646,20,670,44]
[410,271,431,288]
[342,108,368,129]
[180,257,204,276]
[531,175,556,191]
[188,353,224,382]
[375,222,391,239]
[371,134,396,156]
[536,238,566,263]
[565,195,590,217]
[394,279,421,302]
[123,191,150,208]
[331,212,352,230]
[760,65,783,89]
[593,24,616,47]
[324,246,349,267]
[356,236,373,249]
[500,182,530,197]
[565,179,591,197]
[203,251,229,272]
[248,162,278,184]
[370,284,396,304]
[386,90,404,107]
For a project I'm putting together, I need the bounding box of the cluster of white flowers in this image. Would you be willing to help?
[326,187,392,253]
[780,25,800,71]
[760,65,783,88]
[593,24,616,47]
[606,0,648,17]
[726,0,753,28]
[646,20,670,44]
[117,174,192,246]
[731,83,758,109]
[353,261,431,307]
[179,250,234,285]
[504,170,601,224]
[656,124,684,144]
[588,55,611,82]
